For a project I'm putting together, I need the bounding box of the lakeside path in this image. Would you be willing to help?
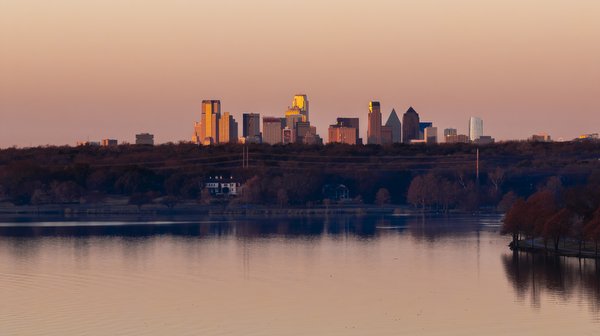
[512,239,600,260]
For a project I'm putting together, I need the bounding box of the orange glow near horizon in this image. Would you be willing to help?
[1,0,599,146]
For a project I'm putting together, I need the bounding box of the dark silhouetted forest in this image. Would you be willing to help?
[0,141,598,211]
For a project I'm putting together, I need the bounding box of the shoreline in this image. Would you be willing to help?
[510,239,600,260]
[0,201,501,219]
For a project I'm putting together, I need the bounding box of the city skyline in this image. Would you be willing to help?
[1,1,599,147]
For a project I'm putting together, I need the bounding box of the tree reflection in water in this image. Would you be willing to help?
[502,251,600,312]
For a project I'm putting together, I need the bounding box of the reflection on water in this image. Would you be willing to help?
[502,251,600,313]
[0,215,489,240]
[1,214,599,335]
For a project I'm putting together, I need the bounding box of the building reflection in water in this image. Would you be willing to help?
[502,251,600,312]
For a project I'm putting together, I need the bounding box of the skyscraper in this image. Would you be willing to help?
[292,94,309,122]
[384,109,401,143]
[192,100,221,145]
[243,113,261,143]
[218,112,238,144]
[203,100,220,144]
[469,117,483,141]
[262,117,284,144]
[367,101,382,145]
[402,107,420,143]
[285,94,309,124]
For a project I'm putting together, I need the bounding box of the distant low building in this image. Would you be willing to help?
[530,133,552,142]
[381,126,393,145]
[204,176,241,196]
[76,140,100,146]
[329,118,359,145]
[445,134,470,144]
[474,135,495,145]
[322,184,350,202]
[302,131,323,145]
[444,128,457,137]
[419,122,433,140]
[578,133,599,140]
[328,125,357,145]
[424,126,438,143]
[101,139,118,146]
[135,133,154,145]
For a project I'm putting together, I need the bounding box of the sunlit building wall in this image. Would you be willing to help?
[203,100,221,144]
[367,101,382,145]
[424,126,438,143]
[328,125,357,145]
[336,117,360,144]
[469,117,483,141]
[219,112,238,144]
[292,94,309,122]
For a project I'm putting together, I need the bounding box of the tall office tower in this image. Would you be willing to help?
[385,109,402,143]
[424,127,438,143]
[203,100,221,144]
[242,113,261,142]
[469,117,483,141]
[444,128,458,137]
[367,101,382,145]
[263,117,283,144]
[192,100,220,145]
[292,94,309,122]
[285,94,309,124]
[218,112,238,144]
[402,107,420,143]
[336,117,360,143]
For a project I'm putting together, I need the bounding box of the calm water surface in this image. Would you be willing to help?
[1,215,599,335]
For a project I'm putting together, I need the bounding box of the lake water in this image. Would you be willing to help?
[1,215,599,335]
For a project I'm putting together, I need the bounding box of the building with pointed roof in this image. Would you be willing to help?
[402,107,420,144]
[385,109,402,143]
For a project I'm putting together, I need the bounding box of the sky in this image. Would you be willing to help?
[1,0,599,147]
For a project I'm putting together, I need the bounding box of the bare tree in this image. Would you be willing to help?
[375,188,391,206]
[488,167,505,193]
[277,188,288,208]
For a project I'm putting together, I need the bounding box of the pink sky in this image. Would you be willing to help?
[1,0,599,147]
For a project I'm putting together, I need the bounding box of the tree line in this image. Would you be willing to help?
[501,174,600,255]
[0,141,598,210]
